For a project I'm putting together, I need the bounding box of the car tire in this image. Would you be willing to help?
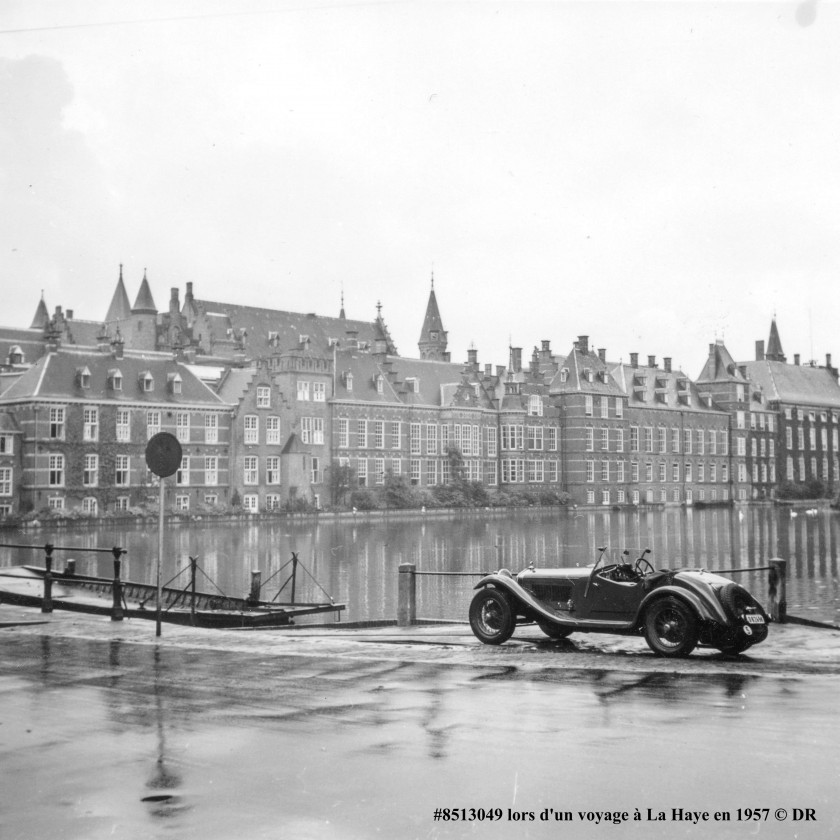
[718,583,756,621]
[537,620,573,640]
[469,588,516,645]
[644,596,699,657]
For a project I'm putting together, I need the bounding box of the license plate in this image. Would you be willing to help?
[745,614,765,625]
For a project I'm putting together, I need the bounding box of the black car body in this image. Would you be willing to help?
[469,548,770,657]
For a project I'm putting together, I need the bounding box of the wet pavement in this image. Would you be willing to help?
[1,607,839,839]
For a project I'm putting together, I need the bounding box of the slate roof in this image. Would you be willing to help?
[132,273,157,314]
[0,327,46,367]
[419,287,445,343]
[190,298,388,359]
[105,271,132,322]
[216,367,257,405]
[696,340,748,384]
[30,297,49,329]
[0,347,227,407]
[548,341,624,396]
[611,362,723,413]
[740,360,840,409]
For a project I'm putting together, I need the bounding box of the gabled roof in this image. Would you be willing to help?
[740,360,840,409]
[281,432,307,455]
[216,367,257,404]
[548,341,623,396]
[105,268,132,323]
[0,347,227,406]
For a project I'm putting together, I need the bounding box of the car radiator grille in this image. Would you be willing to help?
[523,583,572,611]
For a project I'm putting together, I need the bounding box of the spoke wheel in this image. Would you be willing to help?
[644,596,699,657]
[469,588,515,645]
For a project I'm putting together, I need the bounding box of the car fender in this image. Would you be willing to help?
[638,584,727,625]
[474,573,575,627]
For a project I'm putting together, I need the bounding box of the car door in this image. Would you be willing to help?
[584,572,644,621]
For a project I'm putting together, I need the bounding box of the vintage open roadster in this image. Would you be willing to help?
[468,548,770,657]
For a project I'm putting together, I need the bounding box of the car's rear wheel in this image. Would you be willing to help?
[644,596,699,657]
[537,620,573,640]
[469,588,516,645]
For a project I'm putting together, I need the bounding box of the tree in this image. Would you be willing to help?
[328,463,356,507]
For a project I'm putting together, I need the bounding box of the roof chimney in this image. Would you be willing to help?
[510,347,522,373]
[664,357,672,373]
[756,340,765,361]
[467,347,478,367]
[577,335,589,354]
[648,355,657,368]
[794,354,800,366]
[541,339,551,352]
[630,352,638,369]
[170,287,180,315]
[598,348,606,363]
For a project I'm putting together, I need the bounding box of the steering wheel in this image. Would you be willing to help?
[634,556,655,576]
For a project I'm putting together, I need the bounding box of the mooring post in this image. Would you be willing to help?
[290,552,298,604]
[398,563,416,626]
[189,556,198,626]
[111,547,124,622]
[768,557,787,623]
[42,543,54,613]
[248,570,261,606]
[63,558,76,576]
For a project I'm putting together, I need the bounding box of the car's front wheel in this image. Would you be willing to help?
[469,588,515,645]
[644,596,699,657]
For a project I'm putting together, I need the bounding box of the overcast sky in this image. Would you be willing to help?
[1,0,838,377]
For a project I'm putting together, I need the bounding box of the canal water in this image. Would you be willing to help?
[1,506,839,625]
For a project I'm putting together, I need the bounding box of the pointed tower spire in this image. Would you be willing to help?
[105,264,132,323]
[30,290,49,329]
[132,268,157,314]
[339,286,346,320]
[766,317,786,362]
[418,273,448,361]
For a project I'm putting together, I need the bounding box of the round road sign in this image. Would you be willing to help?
[145,432,183,478]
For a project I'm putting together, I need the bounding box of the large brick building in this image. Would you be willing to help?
[3,270,840,513]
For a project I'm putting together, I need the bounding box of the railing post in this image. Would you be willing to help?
[42,543,54,613]
[248,570,262,606]
[111,547,124,622]
[398,563,416,626]
[190,556,198,626]
[768,557,787,623]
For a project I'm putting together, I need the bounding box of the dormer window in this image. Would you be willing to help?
[140,371,154,392]
[560,368,568,383]
[376,375,384,394]
[345,371,353,392]
[77,366,91,389]
[168,372,183,394]
[108,368,123,391]
[8,345,24,365]
[583,368,593,383]
[406,377,420,394]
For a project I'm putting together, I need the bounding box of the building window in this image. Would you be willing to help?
[257,386,271,408]
[82,497,98,515]
[81,407,98,442]
[586,460,595,482]
[584,395,593,417]
[147,410,161,439]
[547,427,558,452]
[176,456,190,486]
[115,455,130,486]
[409,459,420,485]
[683,429,692,454]
[110,369,123,391]
[390,421,402,449]
[658,427,666,453]
[374,420,385,449]
[297,380,310,401]
[528,426,545,451]
[646,462,653,482]
[205,414,218,443]
[176,412,190,444]
[266,456,280,485]
[141,372,154,392]
[116,409,131,443]
[410,423,421,455]
[631,461,639,482]
[615,398,623,418]
[425,423,438,454]
[175,495,190,512]
[602,490,610,505]
[630,426,639,452]
[357,419,368,448]
[601,460,609,481]
[48,496,65,510]
[357,458,368,486]
[115,496,129,512]
[49,407,65,439]
[0,467,12,496]
[83,454,98,487]
[205,456,218,486]
[168,373,182,394]
[617,461,625,483]
[244,456,258,485]
[600,427,609,452]
[48,454,65,486]
[266,494,280,511]
[313,382,326,402]
[301,417,313,444]
[243,494,259,512]
[244,415,258,444]
[644,427,653,453]
[585,427,594,452]
[338,418,349,448]
[586,490,595,504]
[0,434,13,455]
[312,456,322,484]
[659,462,666,482]
[529,395,544,417]
[424,459,436,486]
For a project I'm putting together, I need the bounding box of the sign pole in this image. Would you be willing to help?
[157,475,164,637]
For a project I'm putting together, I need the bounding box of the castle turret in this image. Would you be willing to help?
[766,318,786,363]
[30,293,49,329]
[105,264,132,324]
